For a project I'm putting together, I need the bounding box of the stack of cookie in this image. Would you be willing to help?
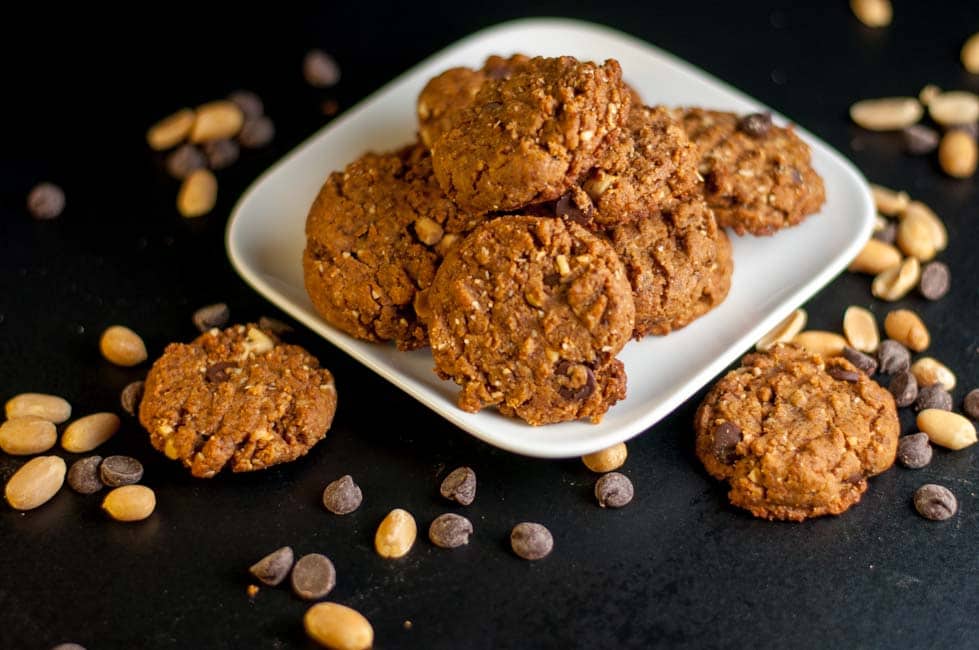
[303,54,825,426]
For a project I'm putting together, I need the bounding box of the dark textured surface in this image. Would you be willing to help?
[1,2,978,649]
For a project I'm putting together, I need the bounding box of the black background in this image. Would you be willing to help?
[2,2,978,648]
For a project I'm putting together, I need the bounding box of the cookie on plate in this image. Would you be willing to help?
[677,108,825,236]
[139,324,338,478]
[430,56,631,214]
[303,142,484,350]
[694,344,899,521]
[422,216,635,425]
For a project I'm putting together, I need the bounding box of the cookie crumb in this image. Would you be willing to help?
[247,584,259,599]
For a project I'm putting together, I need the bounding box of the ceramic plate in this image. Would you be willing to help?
[226,17,873,457]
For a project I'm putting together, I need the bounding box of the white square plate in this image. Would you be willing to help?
[226,17,873,458]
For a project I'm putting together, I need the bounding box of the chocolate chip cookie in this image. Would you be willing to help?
[431,56,630,213]
[423,216,635,425]
[694,344,899,521]
[677,108,825,236]
[303,142,484,349]
[139,324,338,478]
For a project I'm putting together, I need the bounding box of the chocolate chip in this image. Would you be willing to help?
[428,513,474,548]
[555,191,593,225]
[828,365,861,382]
[120,380,145,416]
[249,546,294,587]
[897,433,933,469]
[27,182,65,220]
[239,116,275,149]
[440,466,476,506]
[889,371,919,407]
[228,90,264,120]
[204,138,239,170]
[919,261,951,300]
[556,361,596,401]
[737,112,773,137]
[99,455,144,487]
[205,361,237,383]
[878,339,910,374]
[712,422,742,464]
[843,346,878,375]
[903,124,940,155]
[290,553,336,600]
[965,389,979,420]
[303,49,341,88]
[192,302,230,332]
[914,484,957,521]
[915,384,953,412]
[510,522,553,560]
[67,456,103,494]
[873,221,897,245]
[322,475,362,515]
[594,472,634,508]
[258,315,293,336]
[51,644,87,650]
[165,144,206,179]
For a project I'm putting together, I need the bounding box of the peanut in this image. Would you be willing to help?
[374,508,416,558]
[963,33,979,74]
[910,357,956,390]
[100,325,148,366]
[848,239,901,274]
[842,306,879,352]
[4,456,66,510]
[189,100,244,143]
[896,210,937,261]
[61,412,121,453]
[756,308,807,351]
[5,392,71,423]
[414,216,444,246]
[884,309,929,352]
[900,201,947,252]
[0,417,57,455]
[177,169,218,218]
[850,97,921,131]
[917,409,977,450]
[918,84,941,106]
[927,91,979,127]
[872,257,920,301]
[792,331,847,358]
[146,108,195,151]
[938,130,978,178]
[102,485,156,522]
[304,602,374,650]
[869,184,909,216]
[581,442,628,472]
[850,0,892,27]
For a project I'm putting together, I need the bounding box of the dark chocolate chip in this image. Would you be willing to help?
[919,261,951,300]
[897,433,933,469]
[555,191,593,225]
[67,456,103,494]
[27,182,65,220]
[228,90,264,120]
[594,472,634,508]
[165,144,206,179]
[290,553,336,600]
[303,49,341,88]
[99,456,144,487]
[903,124,940,155]
[205,361,237,384]
[204,139,239,170]
[440,466,476,506]
[878,339,910,374]
[120,380,145,416]
[249,546,294,587]
[428,513,474,548]
[828,365,861,382]
[555,360,596,401]
[737,112,773,137]
[239,116,275,149]
[790,168,803,184]
[914,484,957,521]
[965,389,979,420]
[192,303,230,332]
[258,315,293,336]
[873,221,897,244]
[915,384,953,412]
[843,346,878,375]
[322,475,362,515]
[510,522,553,560]
[889,371,918,407]
[712,422,742,464]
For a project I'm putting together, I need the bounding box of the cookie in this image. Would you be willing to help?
[303,142,484,349]
[694,344,899,521]
[423,216,634,425]
[139,324,337,478]
[677,108,826,236]
[431,56,630,214]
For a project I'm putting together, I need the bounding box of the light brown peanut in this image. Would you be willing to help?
[870,184,909,216]
[928,91,979,127]
[918,84,941,106]
[5,392,71,423]
[414,217,444,246]
[102,485,156,522]
[884,309,929,352]
[963,33,979,73]
[918,409,977,450]
[61,412,121,453]
[146,108,195,151]
[0,417,57,455]
[304,602,374,650]
[756,309,807,351]
[900,201,947,252]
[848,239,901,274]
[938,130,978,178]
[872,257,920,301]
[4,456,66,510]
[189,101,244,143]
[581,442,628,472]
[374,508,416,558]
[792,331,847,358]
[842,306,879,352]
[910,357,956,390]
[850,97,921,130]
[177,169,218,218]
[850,0,892,27]
[896,210,937,261]
[100,325,148,366]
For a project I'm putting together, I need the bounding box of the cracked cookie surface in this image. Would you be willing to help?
[422,216,634,425]
[694,344,899,521]
[139,324,337,478]
[303,142,484,349]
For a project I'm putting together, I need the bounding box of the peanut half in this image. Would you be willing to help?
[872,257,920,301]
[910,357,956,390]
[792,331,847,358]
[870,184,909,216]
[0,417,57,455]
[374,508,416,558]
[850,0,892,27]
[62,412,121,453]
[896,210,938,261]
[5,456,66,510]
[850,97,921,131]
[177,169,218,218]
[849,239,901,275]
[304,603,374,650]
[100,325,148,366]
[102,485,156,522]
[938,130,978,178]
[756,308,807,351]
[146,108,195,151]
[884,309,930,352]
[581,442,628,473]
[927,91,979,127]
[842,306,879,352]
[189,101,244,143]
[918,409,977,450]
[5,392,71,423]
[963,33,979,74]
